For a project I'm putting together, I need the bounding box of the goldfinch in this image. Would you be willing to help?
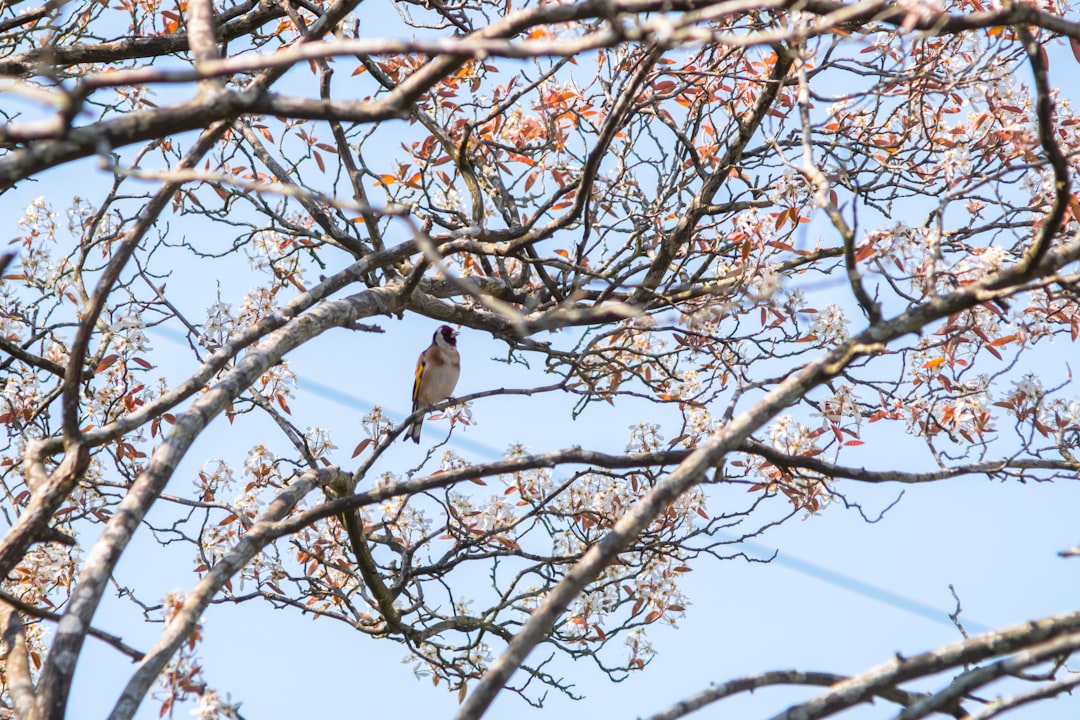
[404,325,461,443]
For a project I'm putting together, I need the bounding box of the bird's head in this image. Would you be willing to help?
[435,325,458,348]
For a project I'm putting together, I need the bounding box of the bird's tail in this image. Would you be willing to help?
[403,417,423,443]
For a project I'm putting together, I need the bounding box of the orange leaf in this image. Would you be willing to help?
[493,535,522,551]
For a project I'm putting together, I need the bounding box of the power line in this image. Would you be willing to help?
[146,324,989,634]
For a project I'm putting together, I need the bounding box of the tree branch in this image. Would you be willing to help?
[770,614,1080,720]
[0,602,36,719]
[108,468,335,720]
[642,670,964,720]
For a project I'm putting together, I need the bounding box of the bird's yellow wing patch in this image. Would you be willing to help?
[411,355,426,407]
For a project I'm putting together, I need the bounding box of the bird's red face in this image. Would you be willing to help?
[437,325,458,347]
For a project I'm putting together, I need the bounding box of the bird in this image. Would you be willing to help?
[404,325,461,443]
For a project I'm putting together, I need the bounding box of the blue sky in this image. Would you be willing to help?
[60,318,1079,719]
[4,10,1080,720]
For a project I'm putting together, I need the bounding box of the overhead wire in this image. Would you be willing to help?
[146,324,990,634]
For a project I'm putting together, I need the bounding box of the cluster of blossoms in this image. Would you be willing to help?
[768,414,818,456]
[246,230,302,280]
[238,285,281,327]
[106,312,152,355]
[626,422,665,453]
[379,493,433,548]
[15,197,59,292]
[155,590,242,720]
[1004,374,1045,420]
[304,427,336,460]
[754,414,834,511]
[909,375,994,442]
[197,459,235,501]
[818,384,863,429]
[809,303,850,346]
[3,539,80,606]
[359,406,394,445]
[201,297,236,347]
[950,245,1010,284]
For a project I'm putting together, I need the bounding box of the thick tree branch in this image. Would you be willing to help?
[456,234,1080,719]
[108,468,336,720]
[770,613,1080,720]
[0,591,144,662]
[0,603,36,719]
[1012,24,1071,277]
[0,0,282,75]
[39,284,405,720]
[642,670,964,720]
[35,121,233,720]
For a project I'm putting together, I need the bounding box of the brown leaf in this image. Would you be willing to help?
[94,354,120,374]
[352,438,372,458]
